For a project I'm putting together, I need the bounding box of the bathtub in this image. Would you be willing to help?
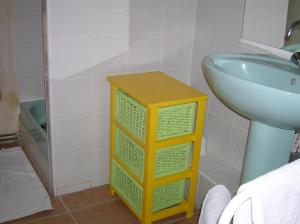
[20,99,52,193]
[20,100,48,159]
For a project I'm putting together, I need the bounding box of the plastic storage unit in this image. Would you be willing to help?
[107,71,207,224]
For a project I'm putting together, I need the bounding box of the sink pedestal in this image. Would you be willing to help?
[240,121,294,184]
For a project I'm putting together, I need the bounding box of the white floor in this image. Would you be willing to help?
[0,147,52,223]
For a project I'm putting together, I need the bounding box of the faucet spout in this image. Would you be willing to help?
[285,20,300,41]
[291,52,300,68]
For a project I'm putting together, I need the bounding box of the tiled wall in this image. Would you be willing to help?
[46,0,197,195]
[10,0,45,102]
[191,0,265,171]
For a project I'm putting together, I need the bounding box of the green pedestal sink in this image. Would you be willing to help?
[202,53,300,183]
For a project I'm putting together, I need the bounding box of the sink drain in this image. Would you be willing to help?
[290,78,296,85]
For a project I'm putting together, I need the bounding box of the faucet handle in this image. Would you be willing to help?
[291,52,300,67]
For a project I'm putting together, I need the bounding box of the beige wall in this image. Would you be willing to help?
[0,0,19,135]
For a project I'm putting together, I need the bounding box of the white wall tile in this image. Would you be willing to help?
[195,0,219,35]
[55,151,91,189]
[90,53,127,76]
[205,164,240,194]
[91,148,109,181]
[190,69,211,98]
[191,0,257,188]
[47,0,200,195]
[206,112,231,158]
[190,69,211,136]
[161,68,191,85]
[91,35,128,74]
[50,77,90,119]
[200,153,228,173]
[233,114,250,131]
[90,74,110,113]
[129,0,164,33]
[52,116,90,156]
[56,182,91,196]
[209,94,235,124]
[217,0,245,42]
[228,126,247,170]
[163,0,197,32]
[50,37,90,79]
[90,177,109,188]
[192,33,216,71]
[10,0,42,16]
[162,32,193,69]
[128,33,161,72]
[91,0,129,35]
[90,113,110,148]
[48,0,89,36]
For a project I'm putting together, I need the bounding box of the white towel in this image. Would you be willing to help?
[219,159,300,224]
[198,185,231,224]
[0,147,52,222]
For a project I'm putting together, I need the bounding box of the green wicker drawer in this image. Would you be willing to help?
[155,143,192,178]
[111,160,186,215]
[116,89,147,142]
[112,160,143,215]
[115,89,197,142]
[115,127,144,180]
[152,179,186,212]
[157,103,196,140]
[115,128,192,180]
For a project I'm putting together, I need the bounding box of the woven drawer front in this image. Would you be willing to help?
[155,143,192,178]
[152,180,186,212]
[111,160,186,214]
[111,160,143,215]
[115,127,144,180]
[115,128,192,180]
[157,103,197,140]
[115,89,197,142]
[116,89,146,142]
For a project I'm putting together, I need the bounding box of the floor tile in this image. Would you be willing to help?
[154,211,199,224]
[27,214,75,224]
[3,198,66,224]
[61,185,115,211]
[71,199,139,224]
[154,213,186,224]
[172,215,199,224]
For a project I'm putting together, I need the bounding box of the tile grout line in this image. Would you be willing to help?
[59,197,79,224]
[67,197,119,213]
[20,212,69,224]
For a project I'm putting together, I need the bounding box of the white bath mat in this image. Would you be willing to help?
[0,147,52,223]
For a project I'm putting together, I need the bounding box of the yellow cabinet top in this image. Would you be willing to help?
[107,71,208,106]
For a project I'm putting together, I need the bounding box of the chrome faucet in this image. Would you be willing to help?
[291,52,300,68]
[285,20,300,41]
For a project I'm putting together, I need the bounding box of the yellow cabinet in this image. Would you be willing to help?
[107,71,207,224]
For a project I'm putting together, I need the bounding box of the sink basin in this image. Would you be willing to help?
[202,53,300,129]
[202,53,300,183]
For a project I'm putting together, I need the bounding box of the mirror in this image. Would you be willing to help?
[242,0,300,50]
